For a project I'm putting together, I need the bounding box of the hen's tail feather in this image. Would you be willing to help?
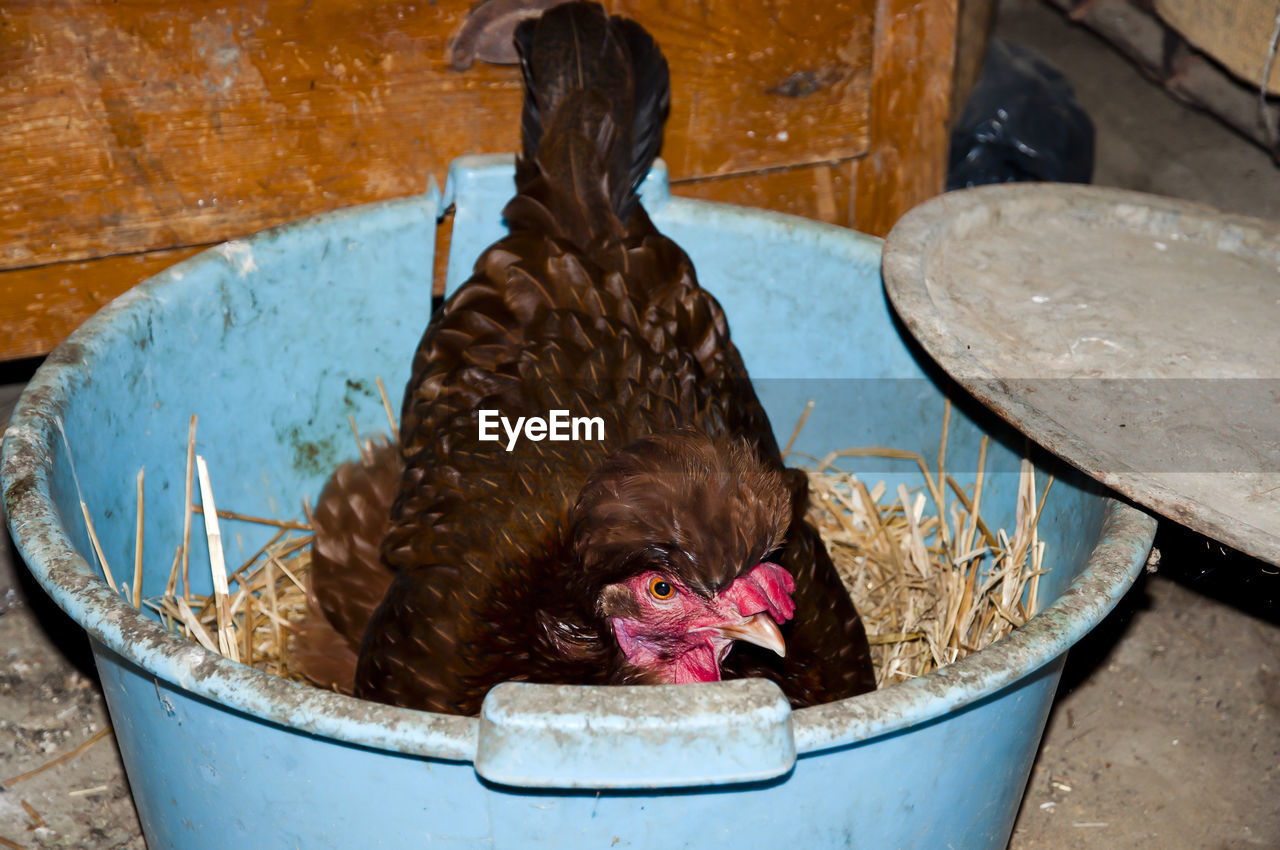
[615,16,669,200]
[513,1,669,225]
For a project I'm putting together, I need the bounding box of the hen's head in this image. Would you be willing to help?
[570,431,797,684]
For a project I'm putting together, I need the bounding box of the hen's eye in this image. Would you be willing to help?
[648,577,676,600]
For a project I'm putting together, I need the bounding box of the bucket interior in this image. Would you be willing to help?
[38,160,1100,609]
[2,157,1156,848]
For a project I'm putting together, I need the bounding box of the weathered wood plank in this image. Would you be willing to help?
[0,247,204,360]
[672,161,856,227]
[1,0,873,271]
[1,0,986,362]
[851,0,959,237]
[616,0,874,178]
[1044,0,1280,161]
[5,157,862,360]
[1,1,514,271]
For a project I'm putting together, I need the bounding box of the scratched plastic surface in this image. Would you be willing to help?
[2,156,1156,849]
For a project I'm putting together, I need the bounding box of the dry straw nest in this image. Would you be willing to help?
[787,401,1048,687]
[89,394,1047,692]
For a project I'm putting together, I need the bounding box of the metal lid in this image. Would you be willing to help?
[883,183,1280,566]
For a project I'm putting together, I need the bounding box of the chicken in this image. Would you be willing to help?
[297,0,875,715]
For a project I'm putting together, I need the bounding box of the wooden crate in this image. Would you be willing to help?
[1042,0,1280,166]
[1,0,963,360]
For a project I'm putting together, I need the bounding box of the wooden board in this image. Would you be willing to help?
[0,248,204,362]
[672,163,856,228]
[2,0,965,361]
[617,0,874,178]
[1,0,873,273]
[1155,0,1280,95]
[851,0,959,238]
[1044,0,1280,162]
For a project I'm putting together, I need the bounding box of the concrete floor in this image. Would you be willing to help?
[2,1,1279,847]
[998,1,1280,845]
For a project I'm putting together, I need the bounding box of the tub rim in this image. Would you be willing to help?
[1,192,1158,771]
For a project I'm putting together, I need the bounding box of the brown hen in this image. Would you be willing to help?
[298,1,875,715]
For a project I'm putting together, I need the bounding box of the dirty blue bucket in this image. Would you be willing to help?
[2,156,1156,848]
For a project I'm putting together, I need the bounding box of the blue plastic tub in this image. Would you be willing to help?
[2,156,1156,848]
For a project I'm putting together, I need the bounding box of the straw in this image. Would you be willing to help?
[135,391,1046,692]
[137,409,340,682]
[78,501,117,594]
[349,415,372,466]
[376,376,398,434]
[132,467,144,608]
[802,407,1046,685]
[174,597,218,652]
[196,455,239,663]
[781,399,815,460]
[181,415,197,601]
[1,727,113,789]
[190,505,310,531]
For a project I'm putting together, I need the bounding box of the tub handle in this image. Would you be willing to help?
[474,678,796,789]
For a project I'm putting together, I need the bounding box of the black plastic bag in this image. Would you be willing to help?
[947,39,1095,189]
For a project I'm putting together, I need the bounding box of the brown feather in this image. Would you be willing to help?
[294,437,402,692]
[302,1,874,715]
[571,432,790,596]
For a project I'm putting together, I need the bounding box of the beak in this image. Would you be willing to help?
[715,613,786,658]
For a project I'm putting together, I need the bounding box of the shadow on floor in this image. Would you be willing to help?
[1052,515,1278,701]
[1151,521,1279,626]
[4,523,101,684]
